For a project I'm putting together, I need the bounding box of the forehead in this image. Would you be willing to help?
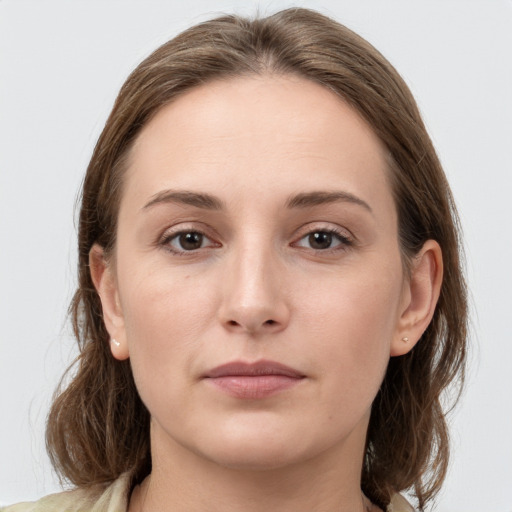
[122,74,394,218]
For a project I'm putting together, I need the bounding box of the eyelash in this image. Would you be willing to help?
[293,227,353,253]
[159,226,354,256]
[159,229,219,256]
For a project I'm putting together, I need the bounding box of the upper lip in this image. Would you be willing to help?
[204,360,305,379]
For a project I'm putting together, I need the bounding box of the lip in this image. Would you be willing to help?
[203,360,305,399]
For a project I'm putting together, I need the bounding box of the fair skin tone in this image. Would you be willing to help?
[90,75,442,512]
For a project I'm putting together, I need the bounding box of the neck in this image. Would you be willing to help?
[132,418,371,512]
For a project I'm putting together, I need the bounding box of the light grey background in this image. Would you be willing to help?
[1,1,511,510]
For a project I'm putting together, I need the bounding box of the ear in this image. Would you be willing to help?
[89,244,129,360]
[391,240,443,357]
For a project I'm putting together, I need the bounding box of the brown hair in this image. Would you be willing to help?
[46,8,467,510]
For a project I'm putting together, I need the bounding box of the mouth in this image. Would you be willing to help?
[203,360,306,399]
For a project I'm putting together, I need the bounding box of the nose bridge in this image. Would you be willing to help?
[219,231,289,334]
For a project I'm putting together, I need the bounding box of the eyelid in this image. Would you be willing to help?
[156,221,355,255]
[158,223,221,254]
[291,224,355,251]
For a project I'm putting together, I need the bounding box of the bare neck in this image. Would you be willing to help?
[129,421,371,512]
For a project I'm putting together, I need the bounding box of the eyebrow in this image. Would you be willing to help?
[285,190,373,213]
[143,190,224,210]
[142,189,372,213]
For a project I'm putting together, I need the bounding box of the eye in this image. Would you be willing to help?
[163,230,217,253]
[294,229,351,251]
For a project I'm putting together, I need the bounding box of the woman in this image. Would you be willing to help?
[3,8,467,512]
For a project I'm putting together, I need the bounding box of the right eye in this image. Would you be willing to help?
[162,231,217,253]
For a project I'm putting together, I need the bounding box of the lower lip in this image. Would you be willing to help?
[206,375,303,399]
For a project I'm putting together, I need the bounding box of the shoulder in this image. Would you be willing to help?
[388,493,415,512]
[1,473,131,512]
[1,487,101,512]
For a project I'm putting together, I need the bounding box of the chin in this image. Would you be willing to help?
[205,441,308,472]
[194,422,329,472]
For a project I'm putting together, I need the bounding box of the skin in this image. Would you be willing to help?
[90,75,442,512]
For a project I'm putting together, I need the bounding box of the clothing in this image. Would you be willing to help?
[1,474,131,512]
[2,473,414,512]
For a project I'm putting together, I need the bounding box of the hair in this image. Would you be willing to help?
[46,8,467,510]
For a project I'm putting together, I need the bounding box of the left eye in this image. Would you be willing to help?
[295,230,348,250]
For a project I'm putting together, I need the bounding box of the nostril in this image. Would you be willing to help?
[223,317,282,332]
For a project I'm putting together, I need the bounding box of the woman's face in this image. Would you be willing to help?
[102,75,411,471]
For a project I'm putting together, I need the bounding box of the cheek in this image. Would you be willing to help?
[297,259,403,393]
[118,262,220,399]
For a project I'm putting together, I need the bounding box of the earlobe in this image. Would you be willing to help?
[89,244,129,360]
[391,240,443,357]
[109,336,129,360]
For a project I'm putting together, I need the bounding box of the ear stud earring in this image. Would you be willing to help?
[401,337,409,342]
[111,338,121,347]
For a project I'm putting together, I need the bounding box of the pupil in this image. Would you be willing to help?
[180,232,202,250]
[309,232,332,249]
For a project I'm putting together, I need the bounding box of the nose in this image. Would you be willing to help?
[218,244,290,336]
